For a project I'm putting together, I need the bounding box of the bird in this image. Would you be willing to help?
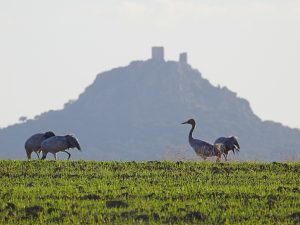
[181,118,223,162]
[214,136,240,161]
[40,135,81,160]
[24,131,55,159]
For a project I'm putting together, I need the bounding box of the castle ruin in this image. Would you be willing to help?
[151,47,188,64]
[151,47,164,61]
[179,52,187,64]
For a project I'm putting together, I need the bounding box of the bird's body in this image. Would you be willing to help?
[182,119,223,161]
[190,138,220,158]
[24,131,55,159]
[41,135,81,160]
[214,136,240,161]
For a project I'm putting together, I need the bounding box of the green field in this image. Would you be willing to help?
[0,161,300,224]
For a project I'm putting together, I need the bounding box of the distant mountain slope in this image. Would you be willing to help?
[1,49,299,161]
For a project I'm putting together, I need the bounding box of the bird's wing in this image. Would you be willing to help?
[41,136,69,152]
[214,137,227,145]
[25,133,44,151]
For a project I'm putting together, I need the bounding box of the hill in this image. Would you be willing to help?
[0,47,299,161]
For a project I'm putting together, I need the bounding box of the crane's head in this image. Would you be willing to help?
[65,135,82,151]
[181,118,196,126]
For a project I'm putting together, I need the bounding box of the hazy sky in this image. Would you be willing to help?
[0,0,299,129]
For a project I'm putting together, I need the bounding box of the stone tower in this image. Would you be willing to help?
[151,47,164,61]
[179,53,188,64]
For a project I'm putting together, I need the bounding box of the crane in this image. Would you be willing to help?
[214,136,240,161]
[25,131,55,159]
[181,118,223,162]
[40,135,81,160]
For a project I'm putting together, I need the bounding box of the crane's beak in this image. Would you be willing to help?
[181,121,188,125]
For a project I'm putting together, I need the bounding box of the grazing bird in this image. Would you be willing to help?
[25,131,55,159]
[40,135,81,160]
[181,119,223,162]
[214,136,240,161]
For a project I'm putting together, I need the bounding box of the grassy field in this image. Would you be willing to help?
[0,160,300,224]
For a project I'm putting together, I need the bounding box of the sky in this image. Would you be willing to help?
[0,0,300,129]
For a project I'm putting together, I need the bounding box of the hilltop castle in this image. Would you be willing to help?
[151,46,188,64]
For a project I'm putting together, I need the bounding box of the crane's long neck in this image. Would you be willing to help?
[189,123,195,142]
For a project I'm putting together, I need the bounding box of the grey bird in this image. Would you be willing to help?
[25,131,55,159]
[181,119,223,162]
[214,136,240,161]
[40,135,81,160]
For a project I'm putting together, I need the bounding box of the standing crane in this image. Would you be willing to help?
[40,135,81,160]
[214,136,240,161]
[181,119,223,162]
[25,131,55,159]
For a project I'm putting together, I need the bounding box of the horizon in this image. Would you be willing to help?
[0,1,299,129]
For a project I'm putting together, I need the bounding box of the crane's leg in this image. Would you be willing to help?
[62,150,71,160]
[26,150,31,160]
[35,151,40,159]
[223,153,228,162]
[53,153,57,160]
[41,151,48,160]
